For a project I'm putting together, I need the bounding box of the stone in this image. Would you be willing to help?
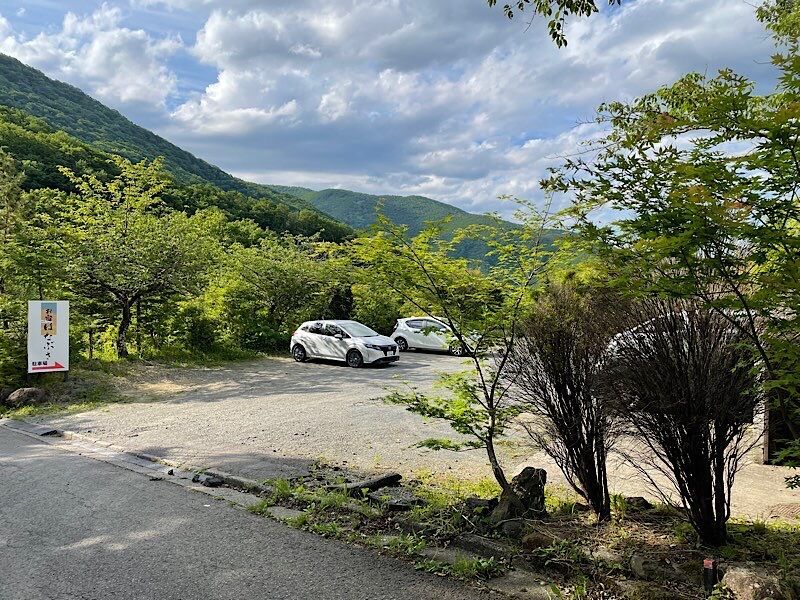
[722,565,785,600]
[265,506,306,521]
[629,554,680,582]
[202,476,224,488]
[499,520,525,539]
[625,496,653,511]
[327,472,402,497]
[465,496,499,515]
[591,546,625,565]
[490,468,547,523]
[616,581,677,600]
[453,533,513,560]
[521,531,556,552]
[366,486,421,511]
[5,387,47,408]
[487,568,554,599]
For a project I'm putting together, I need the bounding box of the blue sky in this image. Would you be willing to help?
[0,0,780,217]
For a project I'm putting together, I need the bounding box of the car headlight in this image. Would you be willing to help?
[364,343,382,350]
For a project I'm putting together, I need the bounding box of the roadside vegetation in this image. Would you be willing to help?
[1,1,800,598]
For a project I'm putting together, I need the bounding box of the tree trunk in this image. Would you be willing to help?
[486,435,524,511]
[117,302,132,358]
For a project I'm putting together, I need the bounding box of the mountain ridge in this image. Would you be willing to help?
[0,52,536,252]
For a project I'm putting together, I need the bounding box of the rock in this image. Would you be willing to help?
[488,568,554,599]
[465,496,499,515]
[499,520,525,539]
[265,506,306,521]
[490,468,547,523]
[630,554,681,582]
[722,565,786,600]
[591,546,625,565]
[202,476,224,488]
[327,472,402,497]
[5,387,47,408]
[616,580,677,600]
[521,531,556,552]
[453,533,513,560]
[625,496,653,511]
[366,486,421,511]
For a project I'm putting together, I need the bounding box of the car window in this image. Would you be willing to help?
[324,324,346,337]
[406,319,425,329]
[340,322,378,337]
[424,319,448,332]
[308,323,324,335]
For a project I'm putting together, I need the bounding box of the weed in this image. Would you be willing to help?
[416,438,465,451]
[247,499,275,515]
[308,521,341,537]
[415,556,505,580]
[285,513,310,528]
[610,494,628,522]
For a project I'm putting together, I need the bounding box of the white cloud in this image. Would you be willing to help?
[0,4,181,108]
[3,0,781,218]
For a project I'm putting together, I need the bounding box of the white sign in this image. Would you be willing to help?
[27,301,69,373]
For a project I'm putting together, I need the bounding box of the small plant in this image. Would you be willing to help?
[610,494,627,523]
[247,499,275,515]
[415,556,505,580]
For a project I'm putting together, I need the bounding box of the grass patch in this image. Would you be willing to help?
[415,556,505,580]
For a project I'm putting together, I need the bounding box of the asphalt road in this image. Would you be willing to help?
[0,426,488,600]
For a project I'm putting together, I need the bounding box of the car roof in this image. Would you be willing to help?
[301,319,361,326]
[401,316,445,323]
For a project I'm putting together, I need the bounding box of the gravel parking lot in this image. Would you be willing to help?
[34,351,799,518]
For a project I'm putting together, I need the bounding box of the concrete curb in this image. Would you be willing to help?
[0,419,274,496]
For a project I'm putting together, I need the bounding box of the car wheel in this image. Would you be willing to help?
[346,349,364,368]
[395,337,408,352]
[292,344,308,362]
[450,344,466,357]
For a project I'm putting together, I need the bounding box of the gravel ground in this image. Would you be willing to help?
[34,351,800,519]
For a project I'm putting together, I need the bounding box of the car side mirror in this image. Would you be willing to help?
[334,333,345,340]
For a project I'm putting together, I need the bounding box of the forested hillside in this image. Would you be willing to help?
[0,53,311,209]
[0,53,534,256]
[0,106,353,241]
[273,186,562,253]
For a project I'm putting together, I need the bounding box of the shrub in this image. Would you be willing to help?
[506,283,623,520]
[603,298,761,546]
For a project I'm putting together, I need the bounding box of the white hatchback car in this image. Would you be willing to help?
[391,316,468,356]
[291,320,400,367]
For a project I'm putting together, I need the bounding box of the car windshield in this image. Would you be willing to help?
[340,322,379,338]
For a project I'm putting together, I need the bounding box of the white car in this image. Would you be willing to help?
[391,316,468,356]
[290,320,400,367]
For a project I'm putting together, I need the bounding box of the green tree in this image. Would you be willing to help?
[58,157,216,357]
[210,235,340,351]
[353,210,554,508]
[546,1,800,472]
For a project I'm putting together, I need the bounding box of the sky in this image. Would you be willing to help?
[0,0,782,218]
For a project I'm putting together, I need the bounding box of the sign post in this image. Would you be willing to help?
[27,301,69,373]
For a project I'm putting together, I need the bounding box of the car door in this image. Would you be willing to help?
[404,319,427,348]
[304,322,327,357]
[322,324,350,360]
[424,319,450,350]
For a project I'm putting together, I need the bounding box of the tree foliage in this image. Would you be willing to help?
[488,0,620,47]
[356,209,555,506]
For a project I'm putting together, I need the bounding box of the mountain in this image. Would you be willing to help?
[0,53,307,209]
[271,186,506,236]
[0,53,557,255]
